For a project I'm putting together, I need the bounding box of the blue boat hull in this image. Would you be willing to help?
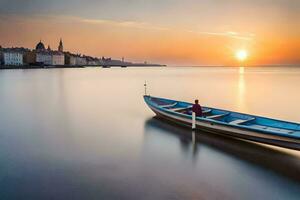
[144,96,300,151]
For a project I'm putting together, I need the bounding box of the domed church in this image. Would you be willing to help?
[35,40,46,50]
[35,39,65,66]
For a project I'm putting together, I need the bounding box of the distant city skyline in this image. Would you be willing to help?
[0,0,299,66]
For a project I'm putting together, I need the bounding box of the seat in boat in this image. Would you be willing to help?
[206,113,229,119]
[229,118,255,125]
[203,109,212,114]
[170,106,192,112]
[159,102,177,108]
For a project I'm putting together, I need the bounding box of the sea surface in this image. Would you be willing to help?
[0,66,300,199]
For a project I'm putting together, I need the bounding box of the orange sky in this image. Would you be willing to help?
[0,0,299,66]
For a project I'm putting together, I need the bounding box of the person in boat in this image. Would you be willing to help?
[192,99,203,117]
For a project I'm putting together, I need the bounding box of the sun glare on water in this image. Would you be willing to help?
[236,50,248,62]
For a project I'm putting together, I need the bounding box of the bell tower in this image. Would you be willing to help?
[58,38,63,52]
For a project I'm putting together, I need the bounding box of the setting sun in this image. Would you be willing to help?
[236,50,248,62]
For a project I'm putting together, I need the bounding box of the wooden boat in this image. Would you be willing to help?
[144,95,300,150]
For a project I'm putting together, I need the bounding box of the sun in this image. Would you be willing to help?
[236,50,248,62]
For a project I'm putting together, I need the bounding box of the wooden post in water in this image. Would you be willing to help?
[192,112,196,130]
[144,81,147,96]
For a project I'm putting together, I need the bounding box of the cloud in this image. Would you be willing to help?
[79,17,255,40]
[187,30,255,41]
[80,18,169,31]
[0,13,255,41]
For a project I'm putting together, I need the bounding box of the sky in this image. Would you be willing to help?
[0,0,299,65]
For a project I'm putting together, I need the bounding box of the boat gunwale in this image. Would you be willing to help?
[144,95,300,139]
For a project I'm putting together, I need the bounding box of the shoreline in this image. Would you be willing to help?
[0,64,166,70]
[0,65,85,70]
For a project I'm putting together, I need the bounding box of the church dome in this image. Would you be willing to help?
[36,41,45,50]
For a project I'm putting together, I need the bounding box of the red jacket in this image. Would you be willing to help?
[192,104,203,117]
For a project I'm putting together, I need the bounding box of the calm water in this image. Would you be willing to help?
[0,66,300,199]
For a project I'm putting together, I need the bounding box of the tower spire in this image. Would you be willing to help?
[58,38,63,52]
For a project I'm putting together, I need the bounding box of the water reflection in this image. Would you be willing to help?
[0,67,300,199]
[144,117,300,183]
[237,67,246,111]
[239,66,245,74]
[192,131,198,157]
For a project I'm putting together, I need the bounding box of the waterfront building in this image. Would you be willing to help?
[70,56,76,65]
[36,51,52,65]
[4,51,23,66]
[65,53,77,66]
[75,55,87,66]
[52,51,65,66]
[36,51,65,66]
[1,47,31,66]
[97,59,104,66]
[86,56,99,66]
[24,51,36,65]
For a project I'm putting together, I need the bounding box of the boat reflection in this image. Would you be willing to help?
[144,117,300,182]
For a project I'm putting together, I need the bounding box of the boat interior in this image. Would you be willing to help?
[148,96,300,136]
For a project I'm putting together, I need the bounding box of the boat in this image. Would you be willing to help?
[144,95,300,150]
